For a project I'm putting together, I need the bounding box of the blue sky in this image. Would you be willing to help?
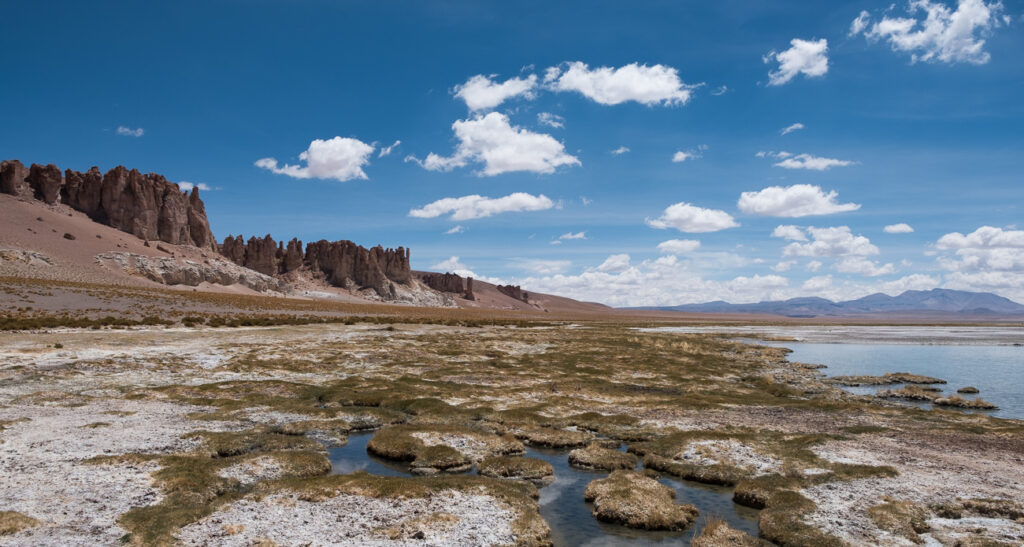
[3,0,1023,306]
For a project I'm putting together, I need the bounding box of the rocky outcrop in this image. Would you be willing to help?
[220,234,412,298]
[27,164,63,204]
[305,240,410,299]
[497,285,529,303]
[0,160,30,197]
[96,252,287,293]
[420,272,474,300]
[1,159,218,252]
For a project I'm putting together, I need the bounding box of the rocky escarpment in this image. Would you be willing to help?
[96,252,287,293]
[1,159,218,251]
[497,285,529,303]
[220,234,412,299]
[419,272,475,300]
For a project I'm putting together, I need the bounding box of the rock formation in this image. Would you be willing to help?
[497,284,529,303]
[420,272,474,300]
[219,234,412,298]
[1,159,218,251]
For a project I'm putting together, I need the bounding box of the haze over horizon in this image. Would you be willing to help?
[3,0,1023,307]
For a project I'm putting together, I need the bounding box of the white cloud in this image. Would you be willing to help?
[408,112,579,176]
[657,239,701,254]
[429,256,478,279]
[806,260,823,272]
[780,122,805,135]
[611,146,631,155]
[378,140,401,157]
[646,202,739,233]
[853,0,1006,64]
[454,73,537,111]
[764,38,829,86]
[738,185,861,217]
[672,146,707,163]
[782,226,880,258]
[177,181,211,192]
[537,112,565,129]
[596,254,632,273]
[544,61,696,106]
[444,225,465,235]
[256,137,375,182]
[514,258,571,275]
[581,196,593,206]
[935,227,1024,298]
[771,153,854,170]
[558,231,587,240]
[116,126,144,137]
[711,85,729,96]
[835,257,897,277]
[884,223,915,234]
[773,260,796,272]
[771,225,808,241]
[409,192,554,221]
[802,275,833,292]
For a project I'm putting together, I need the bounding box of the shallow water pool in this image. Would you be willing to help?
[329,433,760,546]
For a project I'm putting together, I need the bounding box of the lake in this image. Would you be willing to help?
[640,325,1024,420]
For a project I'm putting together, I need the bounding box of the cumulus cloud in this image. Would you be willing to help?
[884,223,915,234]
[771,225,808,241]
[935,227,1024,298]
[116,126,144,137]
[444,225,465,235]
[409,192,554,221]
[537,112,565,129]
[782,226,880,258]
[378,140,401,157]
[429,256,478,278]
[738,185,861,217]
[773,260,796,272]
[595,254,632,273]
[646,202,739,233]
[764,38,829,86]
[408,112,579,176]
[544,61,696,106]
[657,239,701,255]
[835,257,897,277]
[256,137,375,182]
[780,123,805,135]
[177,181,211,192]
[454,73,538,111]
[806,260,823,272]
[611,146,631,155]
[558,231,587,240]
[852,0,1006,64]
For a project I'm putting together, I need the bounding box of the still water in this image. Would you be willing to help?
[329,432,760,546]
[640,325,1024,421]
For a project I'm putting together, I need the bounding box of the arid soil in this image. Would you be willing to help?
[1,318,1023,546]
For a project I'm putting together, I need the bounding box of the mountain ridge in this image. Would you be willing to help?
[624,289,1024,317]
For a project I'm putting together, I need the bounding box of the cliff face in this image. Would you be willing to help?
[497,284,529,303]
[220,234,412,298]
[420,272,474,300]
[1,159,217,251]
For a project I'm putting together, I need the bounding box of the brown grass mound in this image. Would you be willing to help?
[583,470,698,531]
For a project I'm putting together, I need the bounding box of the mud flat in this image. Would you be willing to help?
[1,321,1022,545]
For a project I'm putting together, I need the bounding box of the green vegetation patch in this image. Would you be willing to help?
[583,470,698,531]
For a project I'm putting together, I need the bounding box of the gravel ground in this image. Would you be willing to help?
[175,490,515,546]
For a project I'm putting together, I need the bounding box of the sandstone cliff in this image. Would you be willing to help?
[1,159,217,251]
[219,234,412,298]
[497,284,529,303]
[419,272,475,300]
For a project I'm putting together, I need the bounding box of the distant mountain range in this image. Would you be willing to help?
[625,289,1024,317]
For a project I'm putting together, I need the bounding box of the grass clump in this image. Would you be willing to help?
[0,511,40,536]
[366,424,523,475]
[691,516,769,546]
[478,456,554,485]
[758,491,845,547]
[584,470,698,531]
[957,386,980,394]
[933,395,998,410]
[568,443,638,471]
[514,426,592,448]
[867,499,930,543]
